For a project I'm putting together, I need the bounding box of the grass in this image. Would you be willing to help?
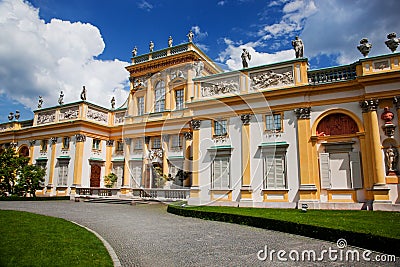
[0,210,113,267]
[175,205,400,239]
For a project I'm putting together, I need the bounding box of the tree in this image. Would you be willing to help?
[0,148,28,196]
[15,164,46,197]
[0,147,45,197]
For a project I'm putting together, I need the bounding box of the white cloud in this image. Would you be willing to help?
[0,0,129,111]
[301,0,400,65]
[217,1,227,6]
[191,25,208,40]
[137,0,153,12]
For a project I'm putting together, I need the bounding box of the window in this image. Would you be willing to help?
[154,81,165,112]
[264,154,286,189]
[152,137,161,149]
[319,151,362,189]
[134,139,143,150]
[62,137,70,150]
[113,164,124,187]
[137,97,144,116]
[175,89,184,110]
[171,134,182,148]
[116,140,124,152]
[131,164,142,187]
[58,162,69,186]
[92,139,101,150]
[266,113,282,132]
[214,120,227,136]
[40,140,48,152]
[212,157,230,189]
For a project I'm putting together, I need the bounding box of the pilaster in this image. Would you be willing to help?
[162,135,169,175]
[48,138,57,188]
[73,134,85,187]
[183,132,192,187]
[122,138,131,188]
[28,140,35,165]
[105,140,114,176]
[189,120,201,202]
[294,107,318,201]
[240,114,253,203]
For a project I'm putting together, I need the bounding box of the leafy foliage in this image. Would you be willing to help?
[0,148,45,197]
[104,172,118,188]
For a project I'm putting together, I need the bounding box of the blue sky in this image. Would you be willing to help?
[0,0,399,122]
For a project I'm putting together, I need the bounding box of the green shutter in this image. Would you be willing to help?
[349,152,363,189]
[319,153,331,189]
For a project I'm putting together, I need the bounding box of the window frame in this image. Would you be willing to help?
[211,156,231,189]
[62,137,70,150]
[152,137,162,149]
[58,161,69,186]
[170,134,182,149]
[134,138,143,151]
[92,139,101,151]
[213,120,228,136]
[265,113,283,133]
[137,96,145,116]
[154,81,165,113]
[40,139,48,152]
[263,153,287,189]
[175,89,184,110]
[116,140,124,152]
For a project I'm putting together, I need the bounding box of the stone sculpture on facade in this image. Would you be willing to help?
[80,86,87,101]
[187,30,194,42]
[37,96,43,109]
[381,107,396,137]
[149,41,154,52]
[58,91,64,105]
[132,46,137,57]
[251,69,293,90]
[201,80,239,97]
[357,38,372,57]
[385,32,399,53]
[194,58,204,77]
[292,36,304,58]
[168,36,173,47]
[241,48,251,68]
[385,146,398,173]
[111,97,116,109]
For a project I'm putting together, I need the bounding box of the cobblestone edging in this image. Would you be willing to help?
[167,205,400,257]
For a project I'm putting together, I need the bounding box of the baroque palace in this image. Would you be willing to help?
[1,33,400,210]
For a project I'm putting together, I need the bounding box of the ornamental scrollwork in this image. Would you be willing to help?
[184,132,193,140]
[87,108,108,123]
[201,80,239,97]
[240,114,252,125]
[190,120,201,130]
[251,68,293,90]
[75,134,86,142]
[360,99,379,113]
[294,107,311,119]
[37,111,56,125]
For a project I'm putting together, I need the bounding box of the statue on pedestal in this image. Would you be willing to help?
[80,86,87,101]
[241,48,251,68]
[111,96,115,109]
[168,36,173,47]
[132,46,137,57]
[58,91,64,105]
[385,146,398,173]
[149,41,154,52]
[187,30,194,42]
[292,36,304,58]
[37,96,43,109]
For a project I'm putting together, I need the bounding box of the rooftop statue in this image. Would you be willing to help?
[241,48,251,68]
[58,91,64,105]
[149,41,154,52]
[357,38,372,57]
[168,36,173,47]
[187,30,194,42]
[194,58,204,77]
[111,96,115,109]
[292,36,304,58]
[385,32,399,53]
[80,86,87,101]
[132,46,137,57]
[37,96,43,109]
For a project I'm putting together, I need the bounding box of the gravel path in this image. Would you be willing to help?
[0,201,397,266]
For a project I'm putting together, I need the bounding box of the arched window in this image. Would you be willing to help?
[18,146,29,158]
[154,81,165,112]
[316,113,358,136]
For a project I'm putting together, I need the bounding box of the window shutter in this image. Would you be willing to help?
[275,156,285,188]
[221,158,229,188]
[319,153,331,189]
[213,159,222,188]
[349,152,363,189]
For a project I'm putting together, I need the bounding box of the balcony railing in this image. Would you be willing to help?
[308,64,357,85]
[131,43,189,64]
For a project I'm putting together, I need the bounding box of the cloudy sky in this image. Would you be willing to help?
[0,0,399,121]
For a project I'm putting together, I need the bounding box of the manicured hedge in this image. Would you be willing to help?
[167,205,400,256]
[0,196,70,201]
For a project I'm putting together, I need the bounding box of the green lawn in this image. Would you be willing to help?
[0,210,113,267]
[178,205,400,239]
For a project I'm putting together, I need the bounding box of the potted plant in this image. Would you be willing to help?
[104,173,118,188]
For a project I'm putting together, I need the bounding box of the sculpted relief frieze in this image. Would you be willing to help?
[86,108,108,123]
[37,111,56,125]
[201,77,240,97]
[114,112,125,124]
[59,106,79,121]
[250,66,294,90]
